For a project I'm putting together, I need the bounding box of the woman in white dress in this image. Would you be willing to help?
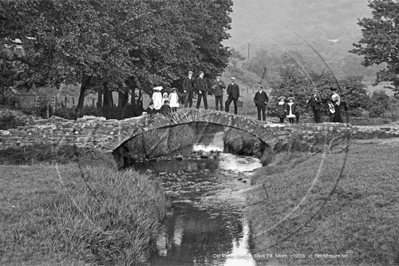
[168,88,180,112]
[152,86,163,111]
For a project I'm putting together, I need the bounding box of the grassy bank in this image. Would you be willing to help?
[0,153,169,265]
[248,139,399,265]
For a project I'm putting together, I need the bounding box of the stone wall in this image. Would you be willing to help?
[1,114,399,154]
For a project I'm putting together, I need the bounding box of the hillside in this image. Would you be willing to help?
[225,0,384,79]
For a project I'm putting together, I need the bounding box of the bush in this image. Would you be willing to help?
[368,90,390,118]
[0,109,27,130]
[0,90,19,107]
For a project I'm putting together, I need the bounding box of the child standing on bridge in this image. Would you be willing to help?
[168,88,179,112]
[276,96,287,123]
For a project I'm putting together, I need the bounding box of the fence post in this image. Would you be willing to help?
[72,97,75,106]
[64,96,67,107]
[92,98,95,107]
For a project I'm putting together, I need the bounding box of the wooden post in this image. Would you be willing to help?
[64,96,67,107]
[72,97,75,106]
[92,98,95,107]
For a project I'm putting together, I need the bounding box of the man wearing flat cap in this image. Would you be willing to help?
[183,70,194,108]
[225,77,240,114]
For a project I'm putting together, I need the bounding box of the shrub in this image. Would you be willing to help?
[368,90,390,117]
[0,109,27,130]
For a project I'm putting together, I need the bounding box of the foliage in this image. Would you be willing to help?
[0,0,233,108]
[369,90,391,117]
[351,0,399,96]
[1,164,169,265]
[0,109,26,129]
[0,89,19,106]
[269,54,371,116]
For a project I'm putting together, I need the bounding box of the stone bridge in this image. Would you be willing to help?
[1,108,399,155]
[101,108,288,152]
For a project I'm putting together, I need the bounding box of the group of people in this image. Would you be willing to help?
[182,71,241,114]
[256,85,344,124]
[146,72,344,124]
[147,86,180,117]
[306,87,343,123]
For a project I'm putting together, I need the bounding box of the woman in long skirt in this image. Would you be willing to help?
[152,86,163,111]
[331,87,343,123]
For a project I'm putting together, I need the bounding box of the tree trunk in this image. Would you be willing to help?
[77,75,91,110]
[97,90,103,108]
[103,82,114,108]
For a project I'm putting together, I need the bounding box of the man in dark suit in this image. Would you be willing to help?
[183,70,194,108]
[254,85,269,121]
[195,71,208,109]
[306,88,323,123]
[213,76,225,111]
[225,77,240,114]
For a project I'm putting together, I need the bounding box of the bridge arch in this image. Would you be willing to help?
[102,109,283,153]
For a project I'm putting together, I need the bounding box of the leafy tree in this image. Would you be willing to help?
[1,0,233,114]
[350,0,399,96]
[369,90,390,117]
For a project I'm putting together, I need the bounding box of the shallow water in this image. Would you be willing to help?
[131,129,261,265]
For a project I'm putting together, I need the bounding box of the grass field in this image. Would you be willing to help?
[248,139,399,265]
[0,162,169,265]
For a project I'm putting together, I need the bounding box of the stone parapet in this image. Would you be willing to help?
[0,110,398,153]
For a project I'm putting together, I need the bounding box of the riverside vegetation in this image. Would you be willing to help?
[0,145,170,266]
[248,139,399,265]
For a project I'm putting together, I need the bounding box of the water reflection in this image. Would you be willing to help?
[150,206,256,266]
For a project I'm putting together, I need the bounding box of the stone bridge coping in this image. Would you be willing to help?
[1,108,398,152]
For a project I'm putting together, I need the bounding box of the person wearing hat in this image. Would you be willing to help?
[306,88,322,123]
[286,96,298,124]
[276,96,287,123]
[331,87,343,122]
[253,85,269,121]
[152,86,163,111]
[168,88,179,112]
[225,77,240,114]
[183,71,195,108]
[213,76,226,111]
[195,71,209,109]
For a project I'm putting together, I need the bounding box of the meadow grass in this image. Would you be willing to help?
[248,139,399,265]
[0,163,169,265]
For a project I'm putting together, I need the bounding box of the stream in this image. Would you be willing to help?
[132,128,262,265]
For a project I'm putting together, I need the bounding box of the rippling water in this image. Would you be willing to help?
[133,128,261,266]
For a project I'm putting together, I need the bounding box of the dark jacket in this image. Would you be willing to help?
[182,77,194,93]
[214,80,225,96]
[254,91,269,106]
[195,77,208,93]
[307,94,322,110]
[276,102,287,118]
[159,104,171,116]
[146,106,156,116]
[227,83,240,99]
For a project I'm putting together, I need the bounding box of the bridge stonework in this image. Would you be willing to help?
[1,109,399,153]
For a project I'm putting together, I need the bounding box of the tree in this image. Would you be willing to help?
[350,0,399,96]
